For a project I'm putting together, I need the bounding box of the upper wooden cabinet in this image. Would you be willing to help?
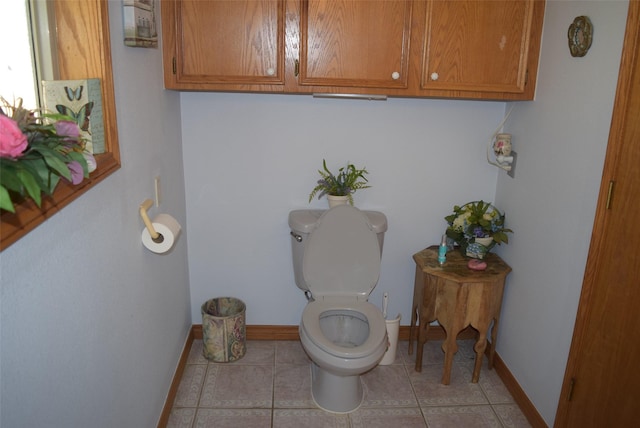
[298,0,412,89]
[162,0,286,91]
[162,0,545,100]
[420,0,537,95]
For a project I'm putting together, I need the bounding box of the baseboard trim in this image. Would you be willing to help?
[491,352,548,428]
[159,324,544,428]
[157,327,195,428]
[191,324,476,341]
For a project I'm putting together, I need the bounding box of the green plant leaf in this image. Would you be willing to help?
[0,185,16,213]
[19,158,50,192]
[0,161,24,192]
[322,159,331,175]
[29,144,66,159]
[20,158,61,195]
[15,168,42,207]
[493,231,509,244]
[41,151,72,181]
[309,159,370,203]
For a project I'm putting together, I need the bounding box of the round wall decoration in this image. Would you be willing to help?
[568,16,593,57]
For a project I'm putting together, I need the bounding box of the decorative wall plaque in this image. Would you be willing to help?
[568,16,593,57]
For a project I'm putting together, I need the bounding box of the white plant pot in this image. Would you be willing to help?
[475,237,494,247]
[327,195,350,208]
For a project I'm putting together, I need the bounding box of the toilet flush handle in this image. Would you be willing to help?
[290,231,303,242]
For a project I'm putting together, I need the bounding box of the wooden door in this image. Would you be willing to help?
[298,0,412,89]
[421,0,535,93]
[162,0,285,90]
[555,2,640,426]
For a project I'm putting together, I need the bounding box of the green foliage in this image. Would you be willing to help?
[0,98,92,213]
[445,200,513,252]
[308,159,370,205]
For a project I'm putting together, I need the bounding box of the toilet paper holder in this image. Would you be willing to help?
[139,199,164,244]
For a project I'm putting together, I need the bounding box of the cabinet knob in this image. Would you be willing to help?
[430,72,439,81]
[391,71,400,80]
[266,68,275,76]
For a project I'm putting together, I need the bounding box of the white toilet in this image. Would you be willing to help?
[288,205,388,413]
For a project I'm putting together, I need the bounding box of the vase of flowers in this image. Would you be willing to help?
[0,97,95,213]
[444,200,512,259]
[308,159,370,206]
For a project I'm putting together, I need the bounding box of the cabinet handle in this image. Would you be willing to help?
[266,67,275,76]
[294,59,299,77]
[391,71,400,80]
[430,72,439,81]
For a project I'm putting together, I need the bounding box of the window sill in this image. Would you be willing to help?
[0,153,120,250]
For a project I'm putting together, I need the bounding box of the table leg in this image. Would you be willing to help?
[414,322,430,372]
[488,317,499,369]
[408,265,424,356]
[472,331,488,383]
[408,301,417,356]
[441,330,459,385]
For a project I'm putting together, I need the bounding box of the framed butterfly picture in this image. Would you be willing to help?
[42,78,105,155]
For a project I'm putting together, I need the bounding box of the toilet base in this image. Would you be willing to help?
[310,362,363,413]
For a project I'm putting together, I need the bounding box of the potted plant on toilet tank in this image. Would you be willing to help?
[308,159,370,207]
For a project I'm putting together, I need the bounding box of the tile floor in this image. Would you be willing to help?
[166,339,531,428]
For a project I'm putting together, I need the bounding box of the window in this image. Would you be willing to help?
[0,0,57,109]
[0,1,38,107]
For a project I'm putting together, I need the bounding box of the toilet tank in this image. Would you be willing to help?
[288,209,387,292]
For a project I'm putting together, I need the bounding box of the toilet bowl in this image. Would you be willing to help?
[289,205,388,413]
[299,299,388,413]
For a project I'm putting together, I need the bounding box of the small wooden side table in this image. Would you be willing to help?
[408,246,511,384]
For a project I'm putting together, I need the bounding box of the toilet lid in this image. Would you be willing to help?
[303,205,381,298]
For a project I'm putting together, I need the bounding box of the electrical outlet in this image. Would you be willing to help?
[507,151,517,178]
[154,176,161,206]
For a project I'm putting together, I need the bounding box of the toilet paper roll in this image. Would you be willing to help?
[141,213,181,254]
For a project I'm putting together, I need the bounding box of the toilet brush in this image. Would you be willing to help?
[379,293,401,365]
[382,292,388,319]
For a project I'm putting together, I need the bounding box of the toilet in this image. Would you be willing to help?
[288,205,388,413]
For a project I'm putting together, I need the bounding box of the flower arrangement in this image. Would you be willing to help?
[445,200,512,258]
[308,159,370,205]
[0,97,95,213]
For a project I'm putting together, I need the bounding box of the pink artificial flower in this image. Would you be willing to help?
[54,120,81,140]
[66,161,85,185]
[0,115,28,158]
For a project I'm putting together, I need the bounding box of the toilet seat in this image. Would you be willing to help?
[301,298,387,359]
[303,205,381,299]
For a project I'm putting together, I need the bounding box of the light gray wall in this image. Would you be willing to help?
[180,94,506,327]
[0,3,191,427]
[494,0,629,425]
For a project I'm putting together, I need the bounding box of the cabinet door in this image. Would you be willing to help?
[421,0,535,93]
[299,0,412,89]
[163,0,285,90]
